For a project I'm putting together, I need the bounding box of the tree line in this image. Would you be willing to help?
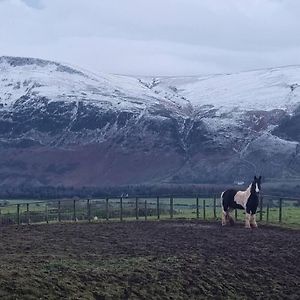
[0,181,299,200]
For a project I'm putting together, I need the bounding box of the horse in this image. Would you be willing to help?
[221,176,262,228]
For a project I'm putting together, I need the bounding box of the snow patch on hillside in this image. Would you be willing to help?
[0,56,175,113]
[139,66,300,114]
[1,56,300,135]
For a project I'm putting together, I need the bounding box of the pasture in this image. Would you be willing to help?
[0,196,299,227]
[0,220,299,299]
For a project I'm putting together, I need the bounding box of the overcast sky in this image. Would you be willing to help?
[1,0,300,76]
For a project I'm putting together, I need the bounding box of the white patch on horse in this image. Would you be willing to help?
[255,183,259,193]
[233,184,251,208]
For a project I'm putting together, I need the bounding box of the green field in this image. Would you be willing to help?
[0,197,299,227]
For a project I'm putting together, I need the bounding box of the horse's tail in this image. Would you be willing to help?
[220,191,226,225]
[220,191,225,212]
[220,191,224,206]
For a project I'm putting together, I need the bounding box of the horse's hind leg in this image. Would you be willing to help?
[221,192,235,226]
[221,210,227,226]
[227,209,235,226]
[221,210,234,226]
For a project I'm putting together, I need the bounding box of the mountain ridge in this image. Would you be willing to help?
[1,56,300,188]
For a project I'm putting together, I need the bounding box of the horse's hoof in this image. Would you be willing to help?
[229,218,235,226]
[250,223,258,228]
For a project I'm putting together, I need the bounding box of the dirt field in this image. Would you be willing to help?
[0,220,299,299]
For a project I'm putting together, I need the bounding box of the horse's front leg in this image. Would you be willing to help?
[245,212,251,228]
[250,214,258,228]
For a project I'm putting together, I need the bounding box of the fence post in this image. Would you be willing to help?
[106,198,109,221]
[135,197,139,220]
[58,200,61,223]
[196,197,199,219]
[213,195,216,219]
[87,199,91,223]
[157,196,160,220]
[120,197,123,221]
[26,203,30,225]
[73,199,76,222]
[235,209,237,221]
[17,204,20,226]
[203,199,206,220]
[170,197,173,219]
[266,201,269,223]
[279,198,282,223]
[144,200,147,221]
[45,203,49,224]
[259,196,263,221]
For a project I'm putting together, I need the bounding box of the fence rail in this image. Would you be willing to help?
[0,195,299,226]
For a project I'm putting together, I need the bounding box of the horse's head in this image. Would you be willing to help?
[250,175,262,195]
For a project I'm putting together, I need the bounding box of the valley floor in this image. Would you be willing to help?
[0,220,299,299]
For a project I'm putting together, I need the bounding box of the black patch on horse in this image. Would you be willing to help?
[245,183,260,214]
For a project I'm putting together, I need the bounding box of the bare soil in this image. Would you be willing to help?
[0,220,299,299]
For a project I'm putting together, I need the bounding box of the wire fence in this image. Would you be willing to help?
[0,195,299,226]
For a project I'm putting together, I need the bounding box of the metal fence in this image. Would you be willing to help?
[0,195,299,226]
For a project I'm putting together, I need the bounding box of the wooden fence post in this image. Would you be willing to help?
[87,199,91,222]
[45,203,49,224]
[157,196,160,220]
[279,198,282,223]
[235,209,238,221]
[73,199,76,222]
[266,201,269,223]
[17,204,20,226]
[203,199,206,220]
[213,195,216,219]
[120,197,123,221]
[170,197,173,219]
[27,203,30,225]
[144,200,147,221]
[259,196,263,221]
[196,197,199,219]
[135,197,139,220]
[106,198,109,221]
[58,200,61,223]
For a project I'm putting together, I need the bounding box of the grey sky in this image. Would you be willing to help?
[1,0,300,76]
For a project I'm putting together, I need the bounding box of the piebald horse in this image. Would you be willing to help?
[221,176,262,228]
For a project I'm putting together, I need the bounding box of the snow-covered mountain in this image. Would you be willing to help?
[1,56,300,188]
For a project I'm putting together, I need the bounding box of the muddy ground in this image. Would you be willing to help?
[0,220,299,299]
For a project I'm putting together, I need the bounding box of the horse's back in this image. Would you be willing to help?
[221,189,244,211]
[222,189,238,199]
